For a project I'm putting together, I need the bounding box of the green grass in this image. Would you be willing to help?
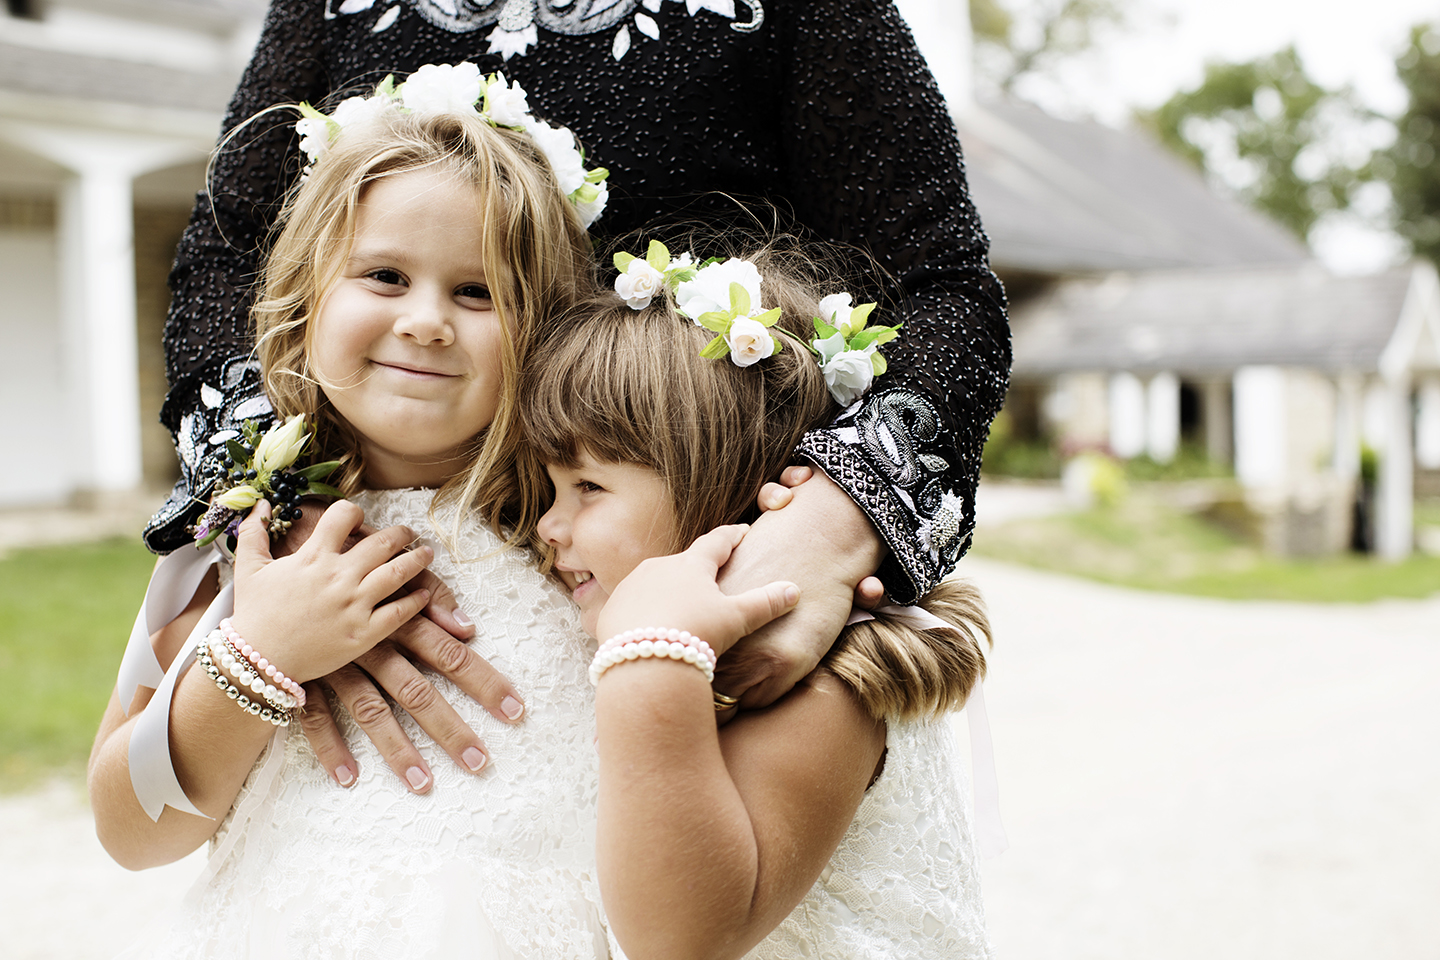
[974,494,1440,603]
[0,538,156,790]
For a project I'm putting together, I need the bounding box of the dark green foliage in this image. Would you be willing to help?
[1385,24,1440,265]
[1144,47,1375,241]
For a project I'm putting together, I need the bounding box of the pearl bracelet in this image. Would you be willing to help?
[589,628,716,686]
[219,618,307,709]
[216,636,298,712]
[197,633,292,726]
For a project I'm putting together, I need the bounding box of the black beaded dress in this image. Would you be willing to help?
[150,0,1011,601]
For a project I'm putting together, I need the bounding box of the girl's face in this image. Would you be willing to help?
[538,451,679,637]
[311,167,505,489]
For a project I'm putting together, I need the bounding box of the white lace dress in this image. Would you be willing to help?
[743,718,994,959]
[127,489,608,960]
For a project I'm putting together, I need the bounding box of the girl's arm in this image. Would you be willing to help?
[593,527,886,960]
[88,503,433,869]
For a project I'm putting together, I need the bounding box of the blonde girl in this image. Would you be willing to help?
[520,248,996,959]
[93,69,618,957]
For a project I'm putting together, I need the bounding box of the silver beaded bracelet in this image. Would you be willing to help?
[196,633,292,727]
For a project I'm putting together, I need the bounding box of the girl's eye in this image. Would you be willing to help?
[457,283,492,302]
[575,479,604,494]
[367,268,405,287]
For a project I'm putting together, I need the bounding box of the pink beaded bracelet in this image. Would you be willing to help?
[589,628,716,686]
[220,618,307,709]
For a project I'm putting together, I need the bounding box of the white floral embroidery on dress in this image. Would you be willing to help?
[350,0,764,60]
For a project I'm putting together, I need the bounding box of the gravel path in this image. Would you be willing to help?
[6,556,1437,958]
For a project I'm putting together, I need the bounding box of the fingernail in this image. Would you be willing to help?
[501,696,525,720]
[454,608,473,628]
[334,765,355,787]
[462,747,487,772]
[784,585,800,604]
[406,766,431,791]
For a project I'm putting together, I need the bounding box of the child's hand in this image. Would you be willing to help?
[595,525,799,656]
[229,501,435,684]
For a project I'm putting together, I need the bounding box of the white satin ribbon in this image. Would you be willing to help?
[118,544,223,713]
[127,580,233,820]
[846,604,1009,859]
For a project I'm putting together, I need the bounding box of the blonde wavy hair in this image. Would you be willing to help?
[519,245,990,721]
[248,105,594,541]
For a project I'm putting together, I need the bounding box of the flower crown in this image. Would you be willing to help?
[613,241,902,406]
[294,62,609,227]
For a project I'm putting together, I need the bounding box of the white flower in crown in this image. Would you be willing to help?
[571,178,609,227]
[524,119,588,196]
[481,74,531,127]
[675,258,764,323]
[808,294,903,405]
[818,292,857,334]
[616,257,666,309]
[817,345,877,406]
[398,61,483,118]
[726,316,780,367]
[330,93,394,130]
[295,114,333,166]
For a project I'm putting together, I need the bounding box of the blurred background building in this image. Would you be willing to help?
[0,0,262,509]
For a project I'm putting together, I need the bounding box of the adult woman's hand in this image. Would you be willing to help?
[275,500,526,792]
[714,468,886,709]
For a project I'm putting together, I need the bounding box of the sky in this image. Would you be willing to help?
[998,0,1440,271]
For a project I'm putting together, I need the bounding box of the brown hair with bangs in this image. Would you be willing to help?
[248,101,593,541]
[518,245,992,722]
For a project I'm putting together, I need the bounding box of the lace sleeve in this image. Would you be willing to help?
[780,0,1012,602]
[144,0,327,552]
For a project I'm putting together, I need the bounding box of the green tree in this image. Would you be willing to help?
[1385,24,1440,265]
[971,0,1124,95]
[1144,47,1375,242]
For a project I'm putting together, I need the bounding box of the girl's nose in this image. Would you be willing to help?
[537,504,567,546]
[394,294,454,345]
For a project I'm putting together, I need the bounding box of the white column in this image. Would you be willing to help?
[1202,378,1232,465]
[1332,373,1363,481]
[1376,377,1414,561]
[1145,371,1179,464]
[1,124,199,495]
[58,167,143,491]
[1233,366,1287,489]
[1108,372,1146,459]
[1416,377,1440,470]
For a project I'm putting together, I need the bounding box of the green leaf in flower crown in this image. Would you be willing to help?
[698,256,724,269]
[574,184,600,203]
[666,267,697,286]
[586,167,609,184]
[698,335,730,360]
[849,324,902,352]
[226,439,250,465]
[297,460,342,482]
[696,311,733,334]
[728,282,752,317]
[298,101,328,123]
[614,251,637,272]
[306,482,344,499]
[752,307,782,328]
[872,351,888,376]
[646,240,670,272]
[848,301,878,330]
[376,74,397,99]
[812,317,839,341]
